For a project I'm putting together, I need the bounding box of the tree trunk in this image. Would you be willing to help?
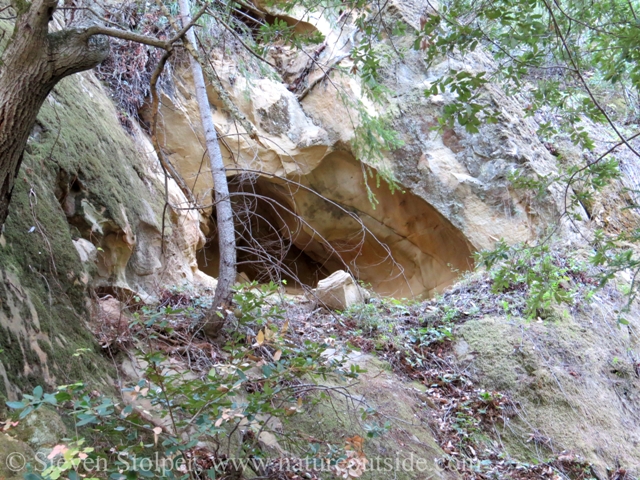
[0,0,109,226]
[178,0,237,337]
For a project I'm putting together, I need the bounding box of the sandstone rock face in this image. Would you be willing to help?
[0,0,576,397]
[73,238,97,264]
[0,71,214,398]
[151,0,563,297]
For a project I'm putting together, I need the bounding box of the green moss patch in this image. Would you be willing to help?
[0,71,167,396]
[284,353,449,480]
[0,433,35,480]
[457,310,640,475]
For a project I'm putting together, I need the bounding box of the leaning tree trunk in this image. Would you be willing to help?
[0,0,109,226]
[178,0,237,337]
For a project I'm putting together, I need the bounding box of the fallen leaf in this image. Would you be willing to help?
[265,328,275,342]
[48,444,68,459]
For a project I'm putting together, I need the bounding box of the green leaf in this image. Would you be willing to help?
[19,405,34,419]
[6,401,25,409]
[55,391,72,402]
[76,414,98,426]
[33,385,43,400]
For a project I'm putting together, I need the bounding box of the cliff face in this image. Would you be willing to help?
[147,0,565,298]
[2,1,640,476]
[0,0,613,399]
[0,0,560,401]
[0,70,211,400]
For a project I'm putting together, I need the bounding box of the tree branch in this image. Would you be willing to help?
[542,0,640,160]
[81,5,207,50]
[82,25,171,49]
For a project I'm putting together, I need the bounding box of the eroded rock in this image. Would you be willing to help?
[313,270,369,310]
[72,238,97,264]
[151,3,569,298]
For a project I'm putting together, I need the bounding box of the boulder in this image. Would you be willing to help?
[0,433,35,480]
[314,270,369,310]
[13,407,67,450]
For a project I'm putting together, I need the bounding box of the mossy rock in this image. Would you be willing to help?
[0,67,170,395]
[0,433,35,480]
[456,312,640,476]
[13,407,68,449]
[282,352,457,480]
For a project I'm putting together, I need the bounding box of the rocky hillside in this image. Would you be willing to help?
[150,0,567,298]
[1,0,640,478]
[0,69,213,400]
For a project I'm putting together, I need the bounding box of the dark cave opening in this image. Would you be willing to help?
[196,175,333,291]
[196,152,475,298]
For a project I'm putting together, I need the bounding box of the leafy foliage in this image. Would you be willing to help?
[408,0,640,310]
[425,70,499,133]
[6,286,370,480]
[476,241,584,318]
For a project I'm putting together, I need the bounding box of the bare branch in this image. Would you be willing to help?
[82,4,207,50]
[83,25,171,49]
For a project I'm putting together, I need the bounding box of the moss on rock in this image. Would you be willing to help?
[0,433,35,480]
[283,352,456,479]
[0,71,169,396]
[456,309,640,475]
[13,407,68,449]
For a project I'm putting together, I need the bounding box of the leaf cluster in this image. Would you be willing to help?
[476,241,587,319]
[6,284,368,480]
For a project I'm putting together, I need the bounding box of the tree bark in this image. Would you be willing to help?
[178,0,237,337]
[0,0,109,226]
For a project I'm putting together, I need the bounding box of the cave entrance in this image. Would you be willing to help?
[196,174,333,292]
[196,152,475,298]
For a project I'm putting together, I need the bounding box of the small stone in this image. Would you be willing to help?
[313,270,369,310]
